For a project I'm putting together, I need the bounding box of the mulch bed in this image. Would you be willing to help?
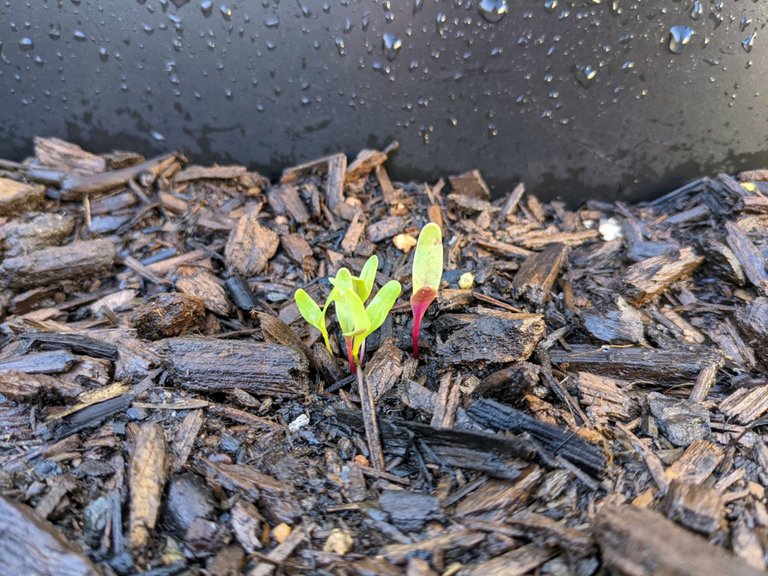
[1,137,768,575]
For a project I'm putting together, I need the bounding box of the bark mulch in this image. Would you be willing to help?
[1,137,768,575]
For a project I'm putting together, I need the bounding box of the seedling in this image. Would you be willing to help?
[410,223,443,358]
[294,256,401,372]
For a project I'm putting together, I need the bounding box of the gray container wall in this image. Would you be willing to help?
[1,0,767,202]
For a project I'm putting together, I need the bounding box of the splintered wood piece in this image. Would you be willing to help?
[380,530,486,564]
[449,170,491,200]
[364,337,404,401]
[0,213,76,258]
[0,177,45,216]
[0,370,83,399]
[259,311,339,383]
[0,495,100,576]
[437,314,545,364]
[665,439,724,485]
[689,358,723,403]
[549,344,717,383]
[19,331,119,360]
[336,408,534,479]
[475,237,532,258]
[519,229,598,249]
[204,460,291,500]
[466,399,606,476]
[455,467,543,519]
[131,292,205,340]
[499,182,526,221]
[367,216,407,243]
[705,319,755,369]
[267,184,310,223]
[511,243,569,304]
[726,221,768,295]
[231,500,264,553]
[358,366,385,470]
[128,423,167,550]
[575,372,635,424]
[620,247,704,305]
[175,267,232,317]
[171,164,246,183]
[448,193,498,213]
[225,210,280,276]
[172,409,204,472]
[0,239,116,290]
[659,480,723,535]
[457,543,556,576]
[60,153,176,196]
[326,153,357,220]
[720,384,768,424]
[595,505,765,576]
[375,165,399,204]
[341,210,365,254]
[346,148,388,184]
[34,136,106,173]
[431,371,460,429]
[163,337,309,397]
[0,350,78,375]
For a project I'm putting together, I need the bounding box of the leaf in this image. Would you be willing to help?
[353,280,401,358]
[334,287,370,338]
[412,223,443,294]
[295,289,332,352]
[353,255,378,303]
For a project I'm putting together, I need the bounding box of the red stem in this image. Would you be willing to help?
[345,337,356,373]
[411,300,430,359]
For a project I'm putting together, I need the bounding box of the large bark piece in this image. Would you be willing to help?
[0,496,100,576]
[163,337,309,397]
[438,313,545,364]
[620,247,703,305]
[0,239,116,289]
[511,243,569,304]
[225,210,279,276]
[595,504,765,576]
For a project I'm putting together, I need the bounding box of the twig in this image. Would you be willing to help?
[358,367,385,470]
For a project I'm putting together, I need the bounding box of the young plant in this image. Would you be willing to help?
[294,256,401,373]
[410,223,443,359]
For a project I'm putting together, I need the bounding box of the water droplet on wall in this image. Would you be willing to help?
[99,47,109,61]
[574,63,597,87]
[544,0,557,13]
[265,16,279,28]
[668,26,694,54]
[478,0,508,23]
[382,32,402,61]
[18,37,34,51]
[73,30,87,41]
[200,0,213,18]
[151,131,166,142]
[742,32,756,53]
[690,1,702,20]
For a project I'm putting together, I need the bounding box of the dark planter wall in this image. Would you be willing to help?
[1,0,766,202]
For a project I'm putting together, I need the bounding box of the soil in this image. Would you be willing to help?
[1,137,768,575]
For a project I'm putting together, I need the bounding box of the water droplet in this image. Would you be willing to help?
[742,32,756,53]
[740,16,752,32]
[544,0,557,13]
[436,12,447,36]
[99,47,109,61]
[690,1,702,20]
[487,123,498,136]
[18,37,33,51]
[73,30,87,42]
[142,23,154,34]
[200,0,213,17]
[265,16,279,28]
[48,24,61,40]
[574,63,597,87]
[33,55,44,66]
[668,26,694,54]
[151,131,166,142]
[220,4,232,20]
[414,0,423,14]
[335,36,346,56]
[621,60,634,71]
[382,32,402,61]
[225,88,233,99]
[478,0,508,23]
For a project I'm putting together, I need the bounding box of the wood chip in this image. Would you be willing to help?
[438,314,545,364]
[0,177,45,216]
[225,210,279,276]
[621,247,704,305]
[129,423,167,550]
[511,243,569,304]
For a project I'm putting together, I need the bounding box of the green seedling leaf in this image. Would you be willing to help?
[294,289,332,352]
[412,223,443,293]
[352,255,378,303]
[353,280,402,361]
[411,223,444,359]
[332,285,370,372]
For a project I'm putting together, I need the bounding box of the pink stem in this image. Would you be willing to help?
[411,301,429,359]
[345,337,356,373]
